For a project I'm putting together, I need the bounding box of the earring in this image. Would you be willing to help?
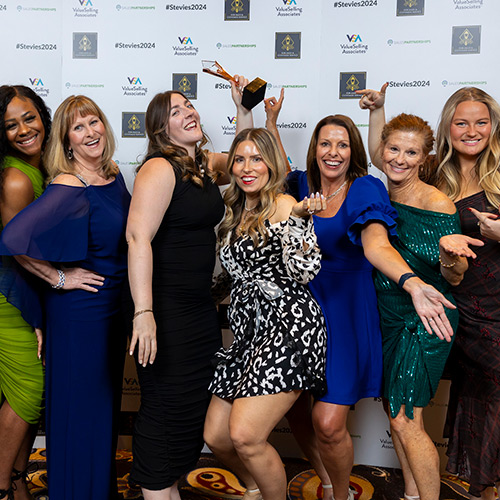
[67,148,73,160]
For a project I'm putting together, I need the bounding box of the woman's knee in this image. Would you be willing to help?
[229,422,266,458]
[312,408,348,445]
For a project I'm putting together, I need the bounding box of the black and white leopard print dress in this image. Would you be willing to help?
[209,215,327,399]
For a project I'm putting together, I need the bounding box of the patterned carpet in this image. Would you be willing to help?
[26,450,472,499]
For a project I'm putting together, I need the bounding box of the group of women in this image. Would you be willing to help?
[0,76,497,500]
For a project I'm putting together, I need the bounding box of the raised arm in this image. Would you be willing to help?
[232,74,254,133]
[361,222,456,341]
[264,88,291,172]
[126,158,175,366]
[356,82,388,169]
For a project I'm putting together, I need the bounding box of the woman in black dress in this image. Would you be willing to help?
[126,80,253,499]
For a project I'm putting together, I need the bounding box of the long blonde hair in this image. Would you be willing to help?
[44,95,117,182]
[435,87,500,208]
[218,128,287,247]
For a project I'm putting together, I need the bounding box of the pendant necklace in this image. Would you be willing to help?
[324,181,347,202]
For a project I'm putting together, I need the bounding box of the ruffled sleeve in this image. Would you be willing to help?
[345,175,398,247]
[281,215,321,285]
[0,183,90,261]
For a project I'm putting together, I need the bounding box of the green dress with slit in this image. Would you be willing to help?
[0,156,44,424]
[374,202,460,419]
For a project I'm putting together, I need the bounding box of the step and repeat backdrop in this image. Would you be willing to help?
[2,0,496,469]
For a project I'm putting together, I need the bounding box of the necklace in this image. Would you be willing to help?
[244,200,258,212]
[324,181,347,201]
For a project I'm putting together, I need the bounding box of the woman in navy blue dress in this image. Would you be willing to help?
[284,114,456,500]
[0,95,130,500]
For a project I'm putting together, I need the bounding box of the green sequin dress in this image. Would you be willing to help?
[374,202,460,419]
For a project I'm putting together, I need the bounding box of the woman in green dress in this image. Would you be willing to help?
[367,112,482,500]
[0,85,51,500]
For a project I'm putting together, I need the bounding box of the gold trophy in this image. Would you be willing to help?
[202,60,267,110]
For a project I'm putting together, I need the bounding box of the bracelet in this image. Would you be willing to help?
[51,269,66,289]
[133,309,153,320]
[398,272,418,290]
[439,254,458,268]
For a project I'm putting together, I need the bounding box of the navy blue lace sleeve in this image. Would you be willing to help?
[345,175,398,246]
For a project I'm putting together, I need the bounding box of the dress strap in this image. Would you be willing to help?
[49,173,89,187]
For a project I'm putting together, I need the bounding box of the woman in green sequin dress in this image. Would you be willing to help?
[364,112,482,500]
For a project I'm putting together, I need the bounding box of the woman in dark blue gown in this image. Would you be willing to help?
[0,95,130,500]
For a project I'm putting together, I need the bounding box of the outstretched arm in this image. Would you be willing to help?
[356,82,388,169]
[361,222,456,341]
[232,74,254,134]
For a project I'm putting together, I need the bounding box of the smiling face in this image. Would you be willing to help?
[450,101,491,159]
[315,124,351,186]
[382,130,426,185]
[166,93,202,151]
[232,140,270,203]
[4,96,45,166]
[67,112,106,165]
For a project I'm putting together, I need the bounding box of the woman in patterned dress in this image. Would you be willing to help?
[204,127,328,500]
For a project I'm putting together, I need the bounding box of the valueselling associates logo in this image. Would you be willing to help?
[221,116,237,136]
[339,72,366,99]
[28,78,50,98]
[122,77,148,97]
[453,0,483,10]
[73,0,98,17]
[452,26,481,54]
[275,32,301,59]
[122,112,146,138]
[73,32,98,59]
[172,73,197,100]
[276,0,302,17]
[172,36,198,56]
[396,0,424,16]
[341,33,368,54]
[224,0,250,20]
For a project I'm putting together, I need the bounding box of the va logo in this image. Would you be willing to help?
[283,0,297,4]
[124,377,139,385]
[227,116,237,125]
[178,36,192,45]
[29,78,44,86]
[127,77,142,85]
[346,34,362,42]
[79,0,92,5]
[386,430,392,438]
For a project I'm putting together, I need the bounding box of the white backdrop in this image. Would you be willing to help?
[2,0,495,469]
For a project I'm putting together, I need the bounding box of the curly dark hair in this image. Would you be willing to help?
[0,85,52,168]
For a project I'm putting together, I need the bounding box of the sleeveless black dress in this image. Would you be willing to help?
[131,155,224,489]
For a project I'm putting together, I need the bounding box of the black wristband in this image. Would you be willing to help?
[398,272,417,290]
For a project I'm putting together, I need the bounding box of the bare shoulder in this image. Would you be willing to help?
[51,173,85,187]
[1,168,34,201]
[136,157,175,182]
[270,193,296,223]
[422,185,456,215]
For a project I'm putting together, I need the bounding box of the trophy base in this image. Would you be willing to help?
[241,77,267,110]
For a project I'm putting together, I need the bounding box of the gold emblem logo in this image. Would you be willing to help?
[282,35,295,51]
[128,114,141,131]
[346,75,360,92]
[459,28,474,46]
[178,76,191,93]
[79,35,92,52]
[231,0,244,13]
[404,0,417,7]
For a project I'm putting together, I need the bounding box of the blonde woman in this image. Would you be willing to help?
[0,95,130,500]
[204,128,327,500]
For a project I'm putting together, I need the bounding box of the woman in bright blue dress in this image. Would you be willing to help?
[0,95,130,500]
[285,114,456,500]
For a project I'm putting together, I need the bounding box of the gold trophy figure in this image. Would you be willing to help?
[202,60,266,110]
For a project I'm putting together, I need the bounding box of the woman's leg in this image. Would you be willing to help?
[204,395,259,492]
[389,406,440,500]
[0,402,30,494]
[141,482,181,500]
[312,401,353,500]
[229,391,301,500]
[11,424,37,500]
[286,393,333,499]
